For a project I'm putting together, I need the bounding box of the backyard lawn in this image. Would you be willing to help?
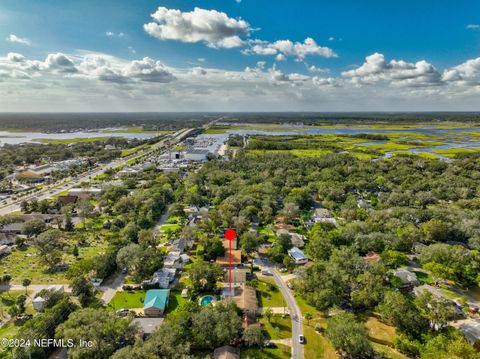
[108,290,146,311]
[166,290,187,314]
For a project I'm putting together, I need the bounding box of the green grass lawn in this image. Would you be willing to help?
[166,290,187,314]
[257,278,286,308]
[107,290,146,311]
[240,344,291,359]
[260,315,292,340]
[159,223,181,232]
[414,271,434,285]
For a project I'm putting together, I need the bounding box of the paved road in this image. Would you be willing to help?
[0,129,191,216]
[99,272,127,304]
[259,255,304,359]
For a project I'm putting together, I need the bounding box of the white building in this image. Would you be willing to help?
[288,247,308,264]
[184,148,210,161]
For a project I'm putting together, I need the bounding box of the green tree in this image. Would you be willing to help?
[264,307,273,323]
[56,308,136,359]
[21,219,47,237]
[22,278,31,295]
[188,260,223,294]
[325,312,373,358]
[33,229,64,269]
[243,325,265,347]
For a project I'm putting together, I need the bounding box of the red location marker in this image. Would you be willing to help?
[225,229,236,241]
[225,229,236,297]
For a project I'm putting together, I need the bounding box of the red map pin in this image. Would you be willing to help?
[225,228,236,241]
[225,229,236,297]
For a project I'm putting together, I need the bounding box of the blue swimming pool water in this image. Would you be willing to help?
[200,295,214,306]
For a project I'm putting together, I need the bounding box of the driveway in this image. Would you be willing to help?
[259,255,304,359]
[99,272,127,304]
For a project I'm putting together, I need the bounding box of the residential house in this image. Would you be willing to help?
[288,247,308,265]
[455,319,480,348]
[311,208,337,225]
[0,222,23,235]
[143,289,170,317]
[213,346,240,359]
[131,317,164,338]
[216,250,242,267]
[164,251,182,269]
[224,268,248,284]
[0,244,11,257]
[57,195,78,207]
[0,233,14,246]
[232,284,258,319]
[392,268,420,288]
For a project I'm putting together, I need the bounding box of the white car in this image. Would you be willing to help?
[298,335,305,344]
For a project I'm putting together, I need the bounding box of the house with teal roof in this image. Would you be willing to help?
[144,289,170,317]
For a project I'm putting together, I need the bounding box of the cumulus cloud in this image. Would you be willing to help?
[44,53,78,73]
[342,53,442,87]
[466,24,480,30]
[244,38,337,60]
[5,34,30,45]
[144,7,251,48]
[4,49,480,111]
[442,57,480,85]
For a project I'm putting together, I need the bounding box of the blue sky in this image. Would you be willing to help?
[0,0,480,111]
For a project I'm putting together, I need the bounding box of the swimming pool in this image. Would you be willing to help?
[199,295,215,306]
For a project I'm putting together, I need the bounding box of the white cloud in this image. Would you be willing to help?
[342,53,441,87]
[442,57,480,86]
[106,31,125,37]
[466,24,480,30]
[6,34,30,45]
[197,58,206,62]
[190,67,207,76]
[44,53,78,73]
[128,46,136,54]
[244,37,337,60]
[144,7,251,48]
[307,65,329,73]
[3,50,480,111]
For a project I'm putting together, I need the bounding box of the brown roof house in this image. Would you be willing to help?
[232,284,258,319]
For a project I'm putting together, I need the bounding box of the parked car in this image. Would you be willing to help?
[298,335,305,344]
[263,340,276,348]
[261,270,272,276]
[116,309,130,317]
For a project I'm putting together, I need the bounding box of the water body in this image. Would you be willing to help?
[226,126,480,160]
[0,130,157,146]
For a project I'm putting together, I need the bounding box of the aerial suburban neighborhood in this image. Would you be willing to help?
[2,1,480,358]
